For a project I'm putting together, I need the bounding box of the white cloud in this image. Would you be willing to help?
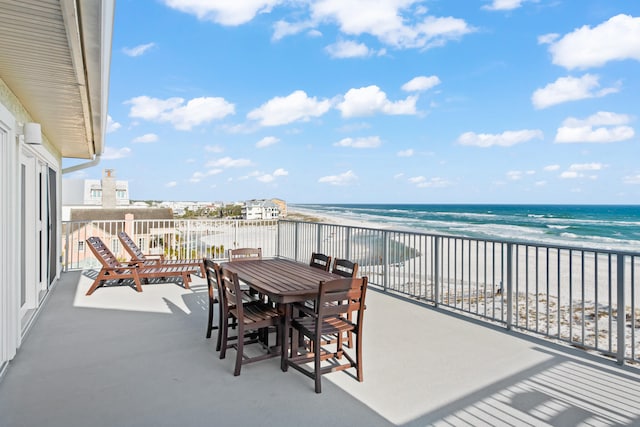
[273,168,288,176]
[569,163,604,171]
[560,171,579,179]
[204,145,224,153]
[544,164,560,171]
[247,90,332,126]
[257,168,289,183]
[337,85,417,117]
[132,133,159,143]
[205,156,252,168]
[101,146,132,160]
[256,136,280,148]
[397,149,414,157]
[531,74,618,109]
[165,181,177,188]
[325,40,373,58]
[334,136,381,148]
[107,115,121,133]
[318,170,358,186]
[272,19,315,41]
[506,170,535,180]
[623,174,640,184]
[538,33,559,45]
[168,1,473,51]
[560,163,605,179]
[310,1,474,49]
[457,129,543,147]
[126,95,235,130]
[189,168,223,183]
[408,176,451,188]
[402,75,441,92]
[163,0,283,26]
[555,111,635,143]
[547,14,640,70]
[122,42,156,57]
[482,0,524,11]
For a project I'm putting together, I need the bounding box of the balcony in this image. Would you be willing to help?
[1,269,640,426]
[1,218,639,425]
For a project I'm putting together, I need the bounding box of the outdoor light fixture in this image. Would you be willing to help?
[23,122,42,145]
[17,122,42,145]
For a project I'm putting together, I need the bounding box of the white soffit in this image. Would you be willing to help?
[0,0,114,159]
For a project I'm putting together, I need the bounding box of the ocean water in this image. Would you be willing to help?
[293,204,640,253]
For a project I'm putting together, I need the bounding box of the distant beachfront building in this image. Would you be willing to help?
[271,198,287,217]
[62,169,130,220]
[242,199,281,220]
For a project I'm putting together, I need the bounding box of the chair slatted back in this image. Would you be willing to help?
[118,231,145,260]
[87,236,122,269]
[309,253,332,271]
[229,248,262,262]
[332,258,358,278]
[219,267,242,316]
[204,258,221,298]
[316,277,367,320]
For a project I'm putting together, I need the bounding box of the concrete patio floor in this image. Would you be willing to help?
[1,271,639,426]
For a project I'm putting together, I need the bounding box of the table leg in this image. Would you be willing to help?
[281,303,291,372]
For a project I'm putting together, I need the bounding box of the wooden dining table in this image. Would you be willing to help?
[219,257,343,370]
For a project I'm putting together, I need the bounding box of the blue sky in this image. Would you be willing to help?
[64,0,640,204]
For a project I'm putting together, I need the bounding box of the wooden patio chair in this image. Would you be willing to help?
[228,247,262,261]
[204,258,222,349]
[85,236,200,295]
[218,266,281,376]
[118,231,205,277]
[228,247,264,299]
[285,276,368,393]
[332,258,358,278]
[309,252,332,271]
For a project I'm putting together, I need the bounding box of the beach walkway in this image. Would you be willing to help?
[1,271,639,426]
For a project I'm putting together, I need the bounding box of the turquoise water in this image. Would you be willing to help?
[293,204,640,252]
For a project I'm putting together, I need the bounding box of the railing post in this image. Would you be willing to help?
[63,224,69,272]
[345,227,351,260]
[506,242,513,330]
[276,220,281,257]
[383,231,390,292]
[316,223,322,254]
[294,221,299,261]
[617,254,626,365]
[233,220,238,249]
[434,236,440,307]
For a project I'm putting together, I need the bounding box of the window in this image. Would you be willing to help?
[116,190,127,199]
[138,238,146,252]
[78,241,85,252]
[90,189,102,198]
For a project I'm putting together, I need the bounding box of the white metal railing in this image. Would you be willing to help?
[62,218,639,365]
[277,220,640,366]
[62,219,278,270]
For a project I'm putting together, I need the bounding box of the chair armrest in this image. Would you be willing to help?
[144,253,165,260]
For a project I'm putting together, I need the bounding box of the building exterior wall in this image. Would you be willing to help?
[0,77,62,373]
